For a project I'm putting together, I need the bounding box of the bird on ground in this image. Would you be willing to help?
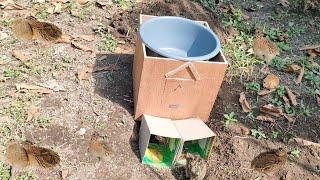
[21,141,60,169]
[253,28,279,64]
[88,132,114,160]
[251,147,287,173]
[185,153,207,180]
[11,16,62,42]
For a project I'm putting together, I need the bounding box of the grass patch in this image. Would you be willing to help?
[101,34,117,52]
[4,69,22,78]
[7,101,26,123]
[224,112,238,126]
[0,162,10,180]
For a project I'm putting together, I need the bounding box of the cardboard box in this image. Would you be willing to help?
[139,114,216,168]
[133,14,228,121]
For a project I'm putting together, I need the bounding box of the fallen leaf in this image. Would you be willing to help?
[12,50,30,65]
[56,34,72,44]
[70,9,80,17]
[295,67,305,84]
[316,93,320,107]
[73,0,88,5]
[256,115,276,123]
[260,104,283,117]
[60,169,69,179]
[260,65,270,75]
[37,80,65,92]
[80,35,95,41]
[77,66,91,81]
[282,96,290,106]
[286,64,301,73]
[47,2,62,14]
[16,83,52,94]
[299,44,320,50]
[95,1,110,9]
[0,31,8,40]
[219,3,231,13]
[307,49,320,59]
[26,107,39,122]
[283,114,295,123]
[294,137,320,148]
[242,14,250,20]
[263,74,280,90]
[258,89,276,96]
[239,92,251,113]
[71,41,95,53]
[0,0,24,10]
[285,86,297,106]
[277,0,290,7]
[91,65,118,73]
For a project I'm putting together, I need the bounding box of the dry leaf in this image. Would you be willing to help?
[219,3,232,13]
[80,35,95,41]
[263,74,280,90]
[307,49,320,59]
[56,34,72,44]
[16,83,52,94]
[73,0,88,5]
[12,50,30,65]
[260,65,270,75]
[299,44,320,50]
[91,65,118,73]
[282,96,290,106]
[256,115,276,123]
[77,66,91,81]
[285,86,297,106]
[37,80,65,92]
[0,0,24,10]
[0,31,8,40]
[286,64,301,73]
[26,107,39,122]
[242,14,250,20]
[294,137,320,148]
[277,0,290,7]
[316,93,320,107]
[277,33,288,42]
[258,89,276,96]
[95,1,110,9]
[71,41,95,53]
[283,114,295,123]
[260,104,283,117]
[239,92,251,113]
[295,67,305,84]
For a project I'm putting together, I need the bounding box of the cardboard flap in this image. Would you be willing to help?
[173,119,215,141]
[143,115,181,138]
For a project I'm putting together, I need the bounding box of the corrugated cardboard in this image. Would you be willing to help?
[133,14,228,121]
[139,115,216,168]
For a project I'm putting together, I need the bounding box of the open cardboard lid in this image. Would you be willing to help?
[173,119,215,141]
[143,114,181,138]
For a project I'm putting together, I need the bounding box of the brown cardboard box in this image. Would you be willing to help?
[133,15,228,121]
[139,114,216,168]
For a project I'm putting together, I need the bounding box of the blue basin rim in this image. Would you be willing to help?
[139,16,221,61]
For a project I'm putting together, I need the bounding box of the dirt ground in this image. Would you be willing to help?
[0,0,319,179]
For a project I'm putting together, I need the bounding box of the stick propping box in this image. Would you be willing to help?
[133,14,228,122]
[139,115,216,168]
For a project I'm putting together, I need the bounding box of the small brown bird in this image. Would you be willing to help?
[21,141,60,169]
[5,142,29,169]
[88,132,114,159]
[185,153,207,180]
[251,147,287,173]
[253,28,279,63]
[11,16,62,41]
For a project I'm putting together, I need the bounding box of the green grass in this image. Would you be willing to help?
[33,116,52,128]
[4,69,21,78]
[35,5,47,20]
[7,101,26,123]
[224,112,238,126]
[195,0,216,10]
[0,162,10,180]
[251,127,267,139]
[1,19,13,27]
[101,34,117,52]
[113,0,130,9]
[246,82,261,92]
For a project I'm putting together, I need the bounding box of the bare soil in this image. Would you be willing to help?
[0,0,319,180]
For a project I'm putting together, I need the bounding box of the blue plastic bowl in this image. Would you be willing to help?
[139,16,221,61]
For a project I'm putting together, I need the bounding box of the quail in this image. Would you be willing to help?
[251,147,287,173]
[253,28,279,63]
